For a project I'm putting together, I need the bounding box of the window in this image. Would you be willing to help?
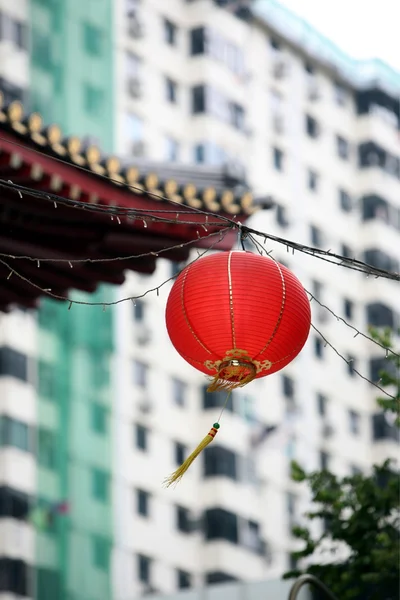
[0,416,30,452]
[307,169,318,191]
[273,147,284,171]
[91,403,108,434]
[176,505,191,533]
[135,424,148,451]
[312,280,323,299]
[314,337,323,359]
[341,244,352,259]
[0,14,27,50]
[190,27,205,55]
[346,355,356,377]
[0,487,30,520]
[320,451,329,470]
[163,18,177,45]
[310,225,322,247]
[0,558,29,596]
[231,102,245,130]
[275,204,288,227]
[165,136,179,162]
[349,410,360,435]
[334,81,347,106]
[136,489,150,517]
[170,261,184,278]
[165,77,178,103]
[286,492,296,517]
[172,378,186,406]
[177,570,191,589]
[344,299,354,320]
[125,112,143,143]
[270,38,280,50]
[137,554,151,584]
[91,468,110,502]
[372,413,399,442]
[134,360,148,388]
[369,357,397,383]
[0,347,28,381]
[305,114,319,138]
[32,32,53,70]
[204,508,238,543]
[133,299,145,322]
[206,572,238,584]
[192,85,206,113]
[84,84,104,115]
[92,536,110,570]
[305,62,314,74]
[194,143,205,163]
[317,393,327,417]
[366,303,395,328]
[83,23,102,55]
[361,195,390,222]
[202,387,234,412]
[175,442,186,466]
[203,446,237,480]
[364,249,398,272]
[0,76,26,105]
[126,51,141,78]
[339,189,352,212]
[351,464,362,475]
[336,135,350,160]
[282,375,294,398]
[15,21,27,50]
[38,361,56,398]
[37,428,56,469]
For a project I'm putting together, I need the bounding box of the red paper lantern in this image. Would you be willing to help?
[166,251,311,390]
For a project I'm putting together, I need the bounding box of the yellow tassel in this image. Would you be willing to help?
[163,423,220,488]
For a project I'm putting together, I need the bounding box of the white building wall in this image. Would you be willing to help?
[112,0,400,597]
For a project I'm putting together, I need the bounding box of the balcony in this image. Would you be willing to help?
[356,112,399,155]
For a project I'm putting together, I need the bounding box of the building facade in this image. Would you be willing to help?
[0,0,399,599]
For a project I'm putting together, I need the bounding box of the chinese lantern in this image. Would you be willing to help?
[164,251,311,485]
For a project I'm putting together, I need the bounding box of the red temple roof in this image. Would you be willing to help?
[0,99,270,311]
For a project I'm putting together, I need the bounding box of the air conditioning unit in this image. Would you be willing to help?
[273,113,284,133]
[138,397,153,414]
[127,77,142,99]
[308,82,320,101]
[322,422,335,438]
[131,140,146,157]
[272,57,287,79]
[128,17,144,39]
[136,324,152,345]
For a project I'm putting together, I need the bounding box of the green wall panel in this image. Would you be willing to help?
[30,0,116,596]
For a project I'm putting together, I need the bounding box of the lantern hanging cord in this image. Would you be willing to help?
[216,390,233,424]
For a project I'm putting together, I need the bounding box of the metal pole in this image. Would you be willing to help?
[287,574,340,600]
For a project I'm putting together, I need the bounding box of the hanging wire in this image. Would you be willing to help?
[1,177,399,281]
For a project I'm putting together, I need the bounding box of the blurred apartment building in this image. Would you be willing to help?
[0,0,399,599]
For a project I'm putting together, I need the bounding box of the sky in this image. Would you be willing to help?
[274,0,400,72]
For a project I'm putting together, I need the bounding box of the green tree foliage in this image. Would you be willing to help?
[283,330,400,600]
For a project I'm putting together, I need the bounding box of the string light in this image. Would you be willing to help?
[311,324,396,400]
